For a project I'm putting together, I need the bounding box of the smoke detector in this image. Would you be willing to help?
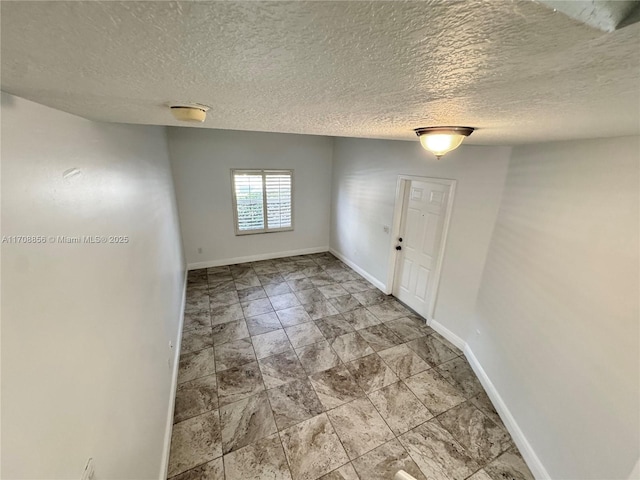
[168,103,210,123]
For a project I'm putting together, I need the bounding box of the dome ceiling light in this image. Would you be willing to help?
[414,126,475,159]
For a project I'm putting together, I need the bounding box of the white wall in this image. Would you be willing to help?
[168,128,333,268]
[330,137,511,341]
[469,136,639,479]
[1,93,185,479]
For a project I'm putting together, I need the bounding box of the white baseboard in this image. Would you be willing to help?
[329,248,387,292]
[159,270,188,480]
[429,318,466,351]
[464,345,550,480]
[187,246,329,270]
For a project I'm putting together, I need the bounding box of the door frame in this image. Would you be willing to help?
[385,175,457,322]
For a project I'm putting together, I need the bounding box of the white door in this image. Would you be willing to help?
[392,179,451,318]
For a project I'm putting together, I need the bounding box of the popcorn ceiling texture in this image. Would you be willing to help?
[1,0,638,145]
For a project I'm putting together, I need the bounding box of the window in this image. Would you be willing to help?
[231,169,293,235]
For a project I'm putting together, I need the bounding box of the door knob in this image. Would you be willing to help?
[395,245,402,251]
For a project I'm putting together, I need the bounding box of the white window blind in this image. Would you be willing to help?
[232,170,293,235]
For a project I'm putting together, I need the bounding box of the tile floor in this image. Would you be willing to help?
[168,252,534,480]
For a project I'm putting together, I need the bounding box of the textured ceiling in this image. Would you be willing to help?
[1,1,639,145]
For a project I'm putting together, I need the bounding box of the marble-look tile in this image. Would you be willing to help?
[216,361,265,407]
[208,266,230,275]
[483,450,535,480]
[209,280,237,295]
[280,413,349,480]
[168,411,222,477]
[318,284,349,299]
[223,433,292,480]
[185,286,209,302]
[169,458,224,480]
[220,391,277,454]
[209,290,239,309]
[270,292,301,310]
[230,264,253,277]
[301,266,323,277]
[207,266,230,274]
[431,331,463,355]
[358,324,402,351]
[184,310,211,331]
[294,288,326,305]
[259,273,286,285]
[314,315,354,340]
[438,402,512,464]
[185,292,211,314]
[268,379,325,430]
[404,369,466,415]
[234,273,261,290]
[377,344,430,379]
[407,335,459,367]
[283,270,307,281]
[181,326,214,355]
[246,312,282,336]
[241,298,274,317]
[330,332,375,362]
[345,353,398,393]
[328,295,362,313]
[352,289,388,307]
[188,269,208,281]
[265,282,294,297]
[328,269,357,283]
[366,301,410,322]
[384,316,434,342]
[312,252,337,262]
[211,320,249,346]
[287,278,315,292]
[210,303,245,326]
[276,306,313,327]
[258,349,307,389]
[207,268,231,278]
[352,439,427,480]
[340,280,374,294]
[214,338,256,371]
[341,308,380,330]
[174,374,218,423]
[292,256,316,265]
[399,420,479,480]
[303,300,339,320]
[252,262,280,275]
[276,262,299,274]
[327,397,394,459]
[252,329,294,359]
[466,469,495,480]
[308,273,335,287]
[179,348,215,384]
[367,381,432,435]
[237,286,267,303]
[470,391,507,431]
[285,322,325,348]
[296,341,341,374]
[437,356,484,398]
[318,463,359,480]
[309,364,365,409]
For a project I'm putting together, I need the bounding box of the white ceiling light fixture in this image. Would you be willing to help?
[169,103,210,123]
[414,126,475,159]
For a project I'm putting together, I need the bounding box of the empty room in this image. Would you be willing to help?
[1,1,638,480]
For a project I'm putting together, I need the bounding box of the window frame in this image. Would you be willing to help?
[231,169,295,236]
